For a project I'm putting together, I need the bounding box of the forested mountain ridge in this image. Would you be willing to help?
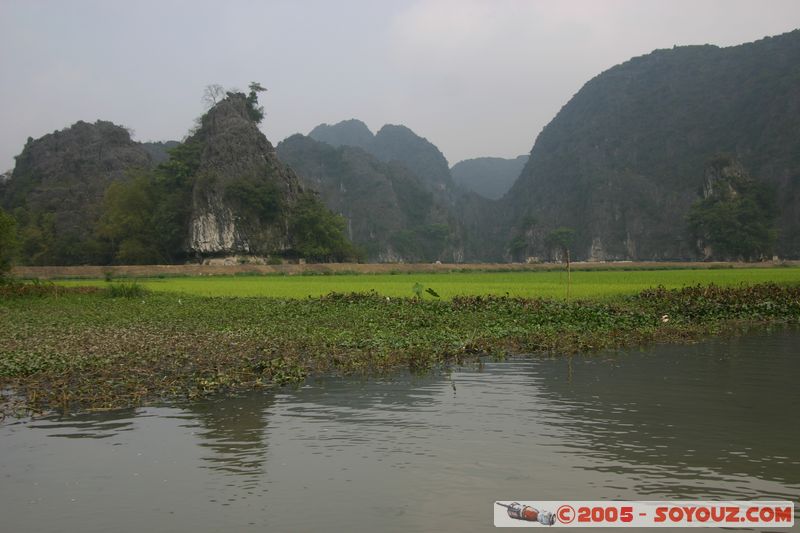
[1,91,355,265]
[277,134,464,262]
[1,121,155,264]
[309,120,454,192]
[302,119,473,261]
[504,29,800,261]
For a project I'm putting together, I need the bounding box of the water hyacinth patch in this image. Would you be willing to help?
[1,282,799,417]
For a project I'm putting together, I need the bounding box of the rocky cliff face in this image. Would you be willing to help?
[505,30,800,260]
[688,156,778,261]
[700,158,749,201]
[694,160,748,259]
[1,121,153,263]
[184,94,305,257]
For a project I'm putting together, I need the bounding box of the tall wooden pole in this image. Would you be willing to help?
[566,247,571,299]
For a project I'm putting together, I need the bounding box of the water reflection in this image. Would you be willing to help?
[181,393,273,484]
[277,376,453,453]
[532,327,800,500]
[26,408,138,439]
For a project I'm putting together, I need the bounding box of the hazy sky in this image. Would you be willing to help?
[1,0,799,171]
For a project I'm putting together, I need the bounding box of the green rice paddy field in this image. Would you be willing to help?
[59,267,800,300]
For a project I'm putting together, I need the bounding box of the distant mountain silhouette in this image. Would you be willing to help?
[310,120,454,192]
[451,155,528,200]
[278,134,463,262]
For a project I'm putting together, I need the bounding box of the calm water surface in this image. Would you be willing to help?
[1,328,798,532]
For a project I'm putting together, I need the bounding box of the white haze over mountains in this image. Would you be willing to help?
[0,0,799,172]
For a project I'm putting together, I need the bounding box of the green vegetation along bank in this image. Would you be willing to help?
[57,267,800,300]
[2,280,799,417]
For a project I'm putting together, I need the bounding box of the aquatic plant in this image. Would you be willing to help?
[106,282,148,298]
[1,282,798,416]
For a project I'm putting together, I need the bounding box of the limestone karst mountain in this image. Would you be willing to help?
[4,29,800,265]
[2,93,354,264]
[277,134,462,262]
[182,92,305,257]
[1,120,154,264]
[309,120,454,192]
[505,30,800,261]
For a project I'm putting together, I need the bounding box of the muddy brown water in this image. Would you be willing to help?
[1,328,798,532]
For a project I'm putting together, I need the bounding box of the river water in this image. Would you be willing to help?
[1,328,798,532]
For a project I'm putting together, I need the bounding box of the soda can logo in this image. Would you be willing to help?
[496,502,556,526]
